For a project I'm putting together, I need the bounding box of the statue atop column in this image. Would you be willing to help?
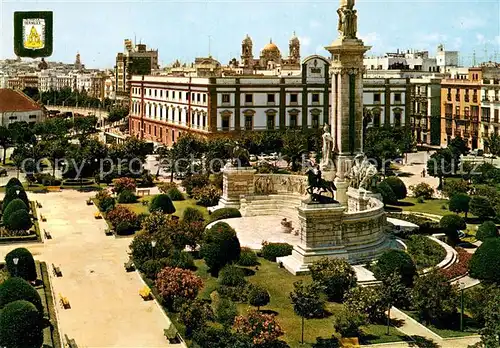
[337,0,358,39]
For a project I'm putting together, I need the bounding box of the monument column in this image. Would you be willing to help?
[326,0,370,206]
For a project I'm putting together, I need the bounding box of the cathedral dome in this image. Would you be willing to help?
[262,40,280,53]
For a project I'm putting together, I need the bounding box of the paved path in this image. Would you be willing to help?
[0,190,174,347]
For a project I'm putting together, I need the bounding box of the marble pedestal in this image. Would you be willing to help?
[218,166,256,209]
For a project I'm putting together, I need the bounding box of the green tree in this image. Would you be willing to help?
[0,126,12,165]
[179,300,213,337]
[375,180,397,205]
[290,281,325,344]
[344,286,386,324]
[380,272,408,335]
[479,291,500,347]
[412,271,458,325]
[383,176,407,200]
[5,248,37,281]
[470,196,496,220]
[476,221,498,241]
[427,148,456,189]
[0,300,44,348]
[309,258,357,302]
[485,134,500,156]
[149,194,176,214]
[333,307,367,338]
[3,198,29,225]
[200,222,241,275]
[469,238,500,283]
[282,130,308,172]
[448,193,471,218]
[248,285,270,311]
[107,106,129,123]
[373,249,417,287]
[440,214,466,242]
[0,277,44,313]
[448,136,469,158]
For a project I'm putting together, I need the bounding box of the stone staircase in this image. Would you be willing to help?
[240,194,303,223]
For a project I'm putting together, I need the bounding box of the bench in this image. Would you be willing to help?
[94,212,102,219]
[124,260,135,272]
[59,293,70,309]
[36,201,42,208]
[86,199,94,205]
[137,188,151,197]
[44,229,52,239]
[40,215,47,222]
[64,334,78,348]
[52,264,62,277]
[139,286,152,300]
[164,324,182,344]
[141,200,149,206]
[104,229,114,236]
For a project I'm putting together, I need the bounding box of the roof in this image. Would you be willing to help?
[0,88,42,113]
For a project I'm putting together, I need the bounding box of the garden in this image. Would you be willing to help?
[0,177,41,243]
[0,247,61,348]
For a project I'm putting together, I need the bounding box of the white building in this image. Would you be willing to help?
[0,88,45,126]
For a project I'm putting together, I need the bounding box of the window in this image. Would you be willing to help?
[159,127,163,139]
[464,107,470,118]
[154,90,157,97]
[495,109,499,123]
[203,94,206,103]
[222,116,230,131]
[222,94,230,103]
[160,90,163,98]
[154,126,157,136]
[374,93,381,103]
[312,114,319,128]
[245,94,253,104]
[455,106,460,118]
[267,94,275,103]
[202,115,206,127]
[455,88,460,101]
[394,111,402,127]
[28,114,37,119]
[172,91,175,99]
[290,93,298,104]
[290,114,297,128]
[312,93,320,103]
[197,93,200,102]
[244,115,253,130]
[166,91,169,98]
[172,130,175,142]
[394,93,401,103]
[8,116,17,120]
[148,125,151,134]
[148,89,151,96]
[372,109,381,127]
[191,93,194,101]
[267,114,275,130]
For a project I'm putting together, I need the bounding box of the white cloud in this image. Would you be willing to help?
[309,20,321,29]
[451,37,463,50]
[456,16,484,30]
[359,32,380,45]
[476,34,486,44]
[315,45,327,55]
[420,33,448,43]
[299,36,311,47]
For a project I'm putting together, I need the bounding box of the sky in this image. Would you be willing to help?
[1,0,499,69]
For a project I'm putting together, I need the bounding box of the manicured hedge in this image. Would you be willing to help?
[149,194,176,214]
[238,247,258,266]
[200,222,241,274]
[5,248,37,282]
[183,207,205,223]
[167,187,185,201]
[209,208,242,223]
[373,249,417,286]
[384,176,407,200]
[0,300,44,348]
[0,277,44,313]
[476,221,498,241]
[2,198,28,226]
[6,209,33,231]
[5,178,23,190]
[469,238,500,283]
[261,242,293,262]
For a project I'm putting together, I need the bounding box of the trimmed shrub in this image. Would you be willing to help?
[219,265,246,287]
[167,187,185,201]
[0,277,43,313]
[309,257,357,302]
[107,206,138,228]
[2,185,28,212]
[409,182,434,199]
[384,176,407,200]
[200,222,241,274]
[182,207,204,223]
[248,284,270,310]
[2,198,28,226]
[209,207,242,223]
[115,221,135,235]
[373,249,417,287]
[476,221,498,241]
[5,178,23,191]
[117,189,137,203]
[192,326,252,348]
[238,247,258,266]
[233,310,284,345]
[95,190,115,213]
[158,182,178,194]
[5,248,37,282]
[442,179,469,198]
[140,259,164,280]
[6,209,33,231]
[440,214,466,241]
[211,292,238,328]
[162,250,196,270]
[179,300,213,337]
[149,194,176,214]
[182,174,210,196]
[376,181,397,205]
[218,284,250,303]
[448,193,470,217]
[470,196,495,219]
[344,286,385,324]
[0,300,43,348]
[192,185,221,207]
[333,307,367,338]
[112,177,136,194]
[261,242,293,262]
[469,238,500,283]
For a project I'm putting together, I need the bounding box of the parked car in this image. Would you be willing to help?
[249,155,258,162]
[174,172,186,180]
[0,168,7,177]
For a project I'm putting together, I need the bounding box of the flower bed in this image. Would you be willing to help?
[440,248,472,281]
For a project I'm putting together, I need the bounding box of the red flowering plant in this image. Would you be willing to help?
[233,309,284,345]
[112,177,136,194]
[155,267,203,306]
[440,248,472,281]
[106,205,138,228]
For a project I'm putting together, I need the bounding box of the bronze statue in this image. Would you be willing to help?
[306,165,337,202]
[225,141,250,167]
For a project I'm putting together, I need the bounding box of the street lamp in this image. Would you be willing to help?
[13,258,19,277]
[460,282,465,332]
[151,240,157,259]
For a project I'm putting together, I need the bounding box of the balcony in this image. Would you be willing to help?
[472,130,479,137]
[465,96,470,102]
[473,96,478,103]
[463,131,470,138]
[455,95,460,102]
[447,94,451,101]
[482,117,491,123]
[445,113,453,119]
[483,132,489,138]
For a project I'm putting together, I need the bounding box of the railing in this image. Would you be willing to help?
[445,113,453,118]
[464,96,470,102]
[473,96,478,103]
[447,94,451,101]
[482,117,491,123]
[455,95,460,102]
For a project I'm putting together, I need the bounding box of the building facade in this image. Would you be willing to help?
[0,88,45,126]
[129,55,417,147]
[409,78,442,145]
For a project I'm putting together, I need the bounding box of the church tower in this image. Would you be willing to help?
[288,32,300,64]
[75,52,82,70]
[325,0,371,205]
[241,34,254,69]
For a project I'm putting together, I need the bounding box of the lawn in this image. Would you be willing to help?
[194,258,406,347]
[403,310,480,338]
[121,195,210,221]
[387,197,449,216]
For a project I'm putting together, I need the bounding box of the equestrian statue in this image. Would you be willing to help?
[305,165,337,203]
